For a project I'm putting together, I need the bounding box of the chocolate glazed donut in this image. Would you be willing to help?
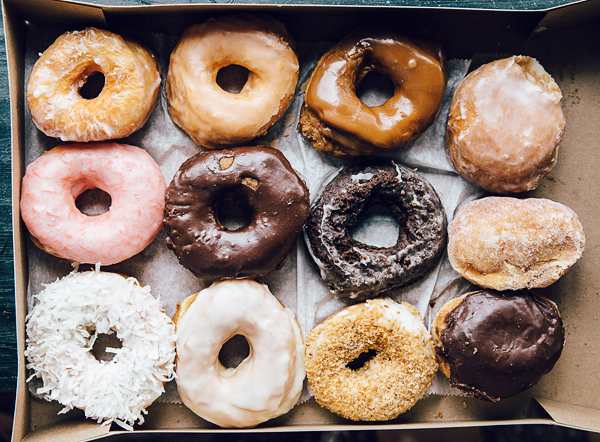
[304,160,447,299]
[164,146,310,280]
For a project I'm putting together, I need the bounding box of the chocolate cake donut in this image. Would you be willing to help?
[164,146,309,280]
[304,160,447,299]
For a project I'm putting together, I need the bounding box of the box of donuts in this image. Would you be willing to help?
[4,0,600,439]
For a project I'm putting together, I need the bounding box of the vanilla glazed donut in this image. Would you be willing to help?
[305,298,437,421]
[173,279,305,428]
[20,143,166,265]
[166,14,299,149]
[27,28,160,142]
[304,160,447,299]
[298,27,446,157]
[25,270,176,429]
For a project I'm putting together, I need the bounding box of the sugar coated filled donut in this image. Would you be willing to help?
[173,279,305,428]
[25,270,176,428]
[304,160,447,299]
[164,146,309,280]
[166,14,299,149]
[432,290,565,401]
[27,28,160,142]
[305,298,437,421]
[446,56,566,193]
[298,28,446,157]
[20,143,166,265]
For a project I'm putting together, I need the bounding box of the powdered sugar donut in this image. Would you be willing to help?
[20,143,166,265]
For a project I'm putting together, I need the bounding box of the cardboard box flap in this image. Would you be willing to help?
[536,399,600,433]
[23,420,110,442]
[4,0,106,28]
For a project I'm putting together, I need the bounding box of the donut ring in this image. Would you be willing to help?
[305,298,437,421]
[20,143,166,265]
[298,27,446,157]
[24,271,176,428]
[173,279,305,428]
[166,14,299,149]
[27,28,161,142]
[304,160,447,299]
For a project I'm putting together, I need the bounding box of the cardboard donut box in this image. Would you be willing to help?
[4,0,600,439]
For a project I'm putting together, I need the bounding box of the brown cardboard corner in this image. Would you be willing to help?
[22,420,110,442]
[536,399,600,433]
[5,0,107,28]
[535,0,600,31]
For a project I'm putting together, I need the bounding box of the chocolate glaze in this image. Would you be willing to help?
[164,146,309,280]
[437,290,565,402]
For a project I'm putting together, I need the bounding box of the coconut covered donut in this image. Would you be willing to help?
[24,270,176,429]
[27,28,160,142]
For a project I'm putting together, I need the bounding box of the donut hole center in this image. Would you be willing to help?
[350,204,400,248]
[78,71,105,100]
[219,334,251,369]
[216,65,250,94]
[356,70,395,108]
[214,189,253,231]
[347,349,378,370]
[89,329,123,363]
[75,188,112,216]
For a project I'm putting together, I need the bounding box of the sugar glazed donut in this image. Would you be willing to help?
[298,28,446,157]
[25,271,176,429]
[163,146,309,280]
[446,56,566,193]
[166,15,299,149]
[173,279,305,428]
[20,143,166,265]
[27,28,160,142]
[304,160,447,299]
[432,290,565,402]
[447,197,585,291]
[305,298,437,421]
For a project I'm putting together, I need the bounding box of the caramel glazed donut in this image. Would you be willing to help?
[304,160,447,299]
[298,27,447,157]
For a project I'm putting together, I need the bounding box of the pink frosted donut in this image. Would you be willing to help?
[20,142,166,265]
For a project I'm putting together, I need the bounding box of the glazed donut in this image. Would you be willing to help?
[173,279,305,428]
[20,143,166,265]
[163,146,309,280]
[27,28,160,142]
[305,298,437,421]
[25,270,176,428]
[446,56,566,193]
[432,290,565,402]
[298,28,446,157]
[304,160,447,299]
[166,14,299,149]
[447,197,585,291]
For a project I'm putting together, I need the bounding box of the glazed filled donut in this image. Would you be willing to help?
[25,270,176,428]
[305,298,437,421]
[298,28,446,157]
[447,197,585,291]
[163,146,309,280]
[20,143,166,265]
[173,279,305,428]
[27,28,160,142]
[432,290,565,402]
[166,14,299,149]
[446,56,566,193]
[304,160,447,299]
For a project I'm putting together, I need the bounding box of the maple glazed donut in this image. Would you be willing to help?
[20,143,166,265]
[27,28,160,142]
[304,160,447,299]
[163,146,310,280]
[305,298,437,421]
[166,14,299,149]
[173,279,305,428]
[446,56,566,193]
[298,27,446,157]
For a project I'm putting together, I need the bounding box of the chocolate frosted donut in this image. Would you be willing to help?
[432,290,565,402]
[164,146,309,280]
[304,161,447,299]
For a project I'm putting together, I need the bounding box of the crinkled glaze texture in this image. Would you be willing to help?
[446,56,566,194]
[432,290,564,402]
[24,271,176,429]
[305,298,437,421]
[27,28,161,142]
[304,160,447,299]
[166,14,299,149]
[20,143,166,265]
[174,279,305,428]
[447,197,585,290]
